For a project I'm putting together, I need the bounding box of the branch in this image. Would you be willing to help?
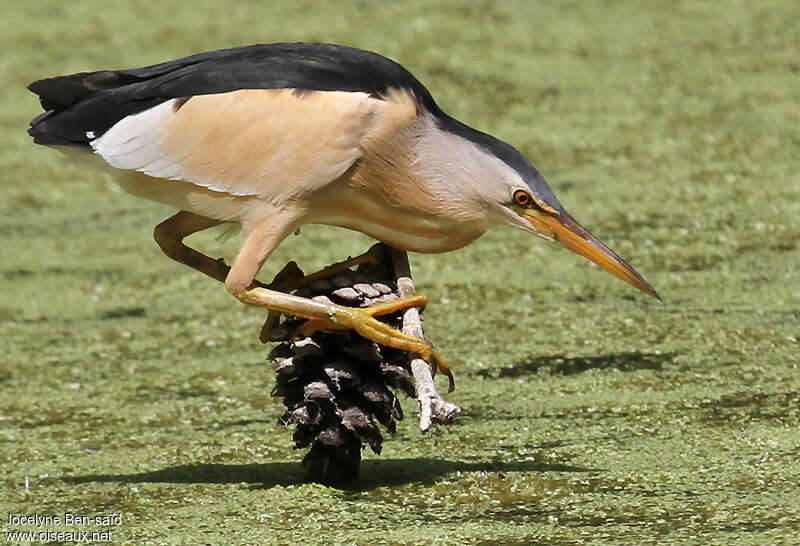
[389,248,461,432]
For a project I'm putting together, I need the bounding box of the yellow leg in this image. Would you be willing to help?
[223,216,453,391]
[291,294,454,392]
[233,283,453,392]
[292,294,427,337]
[154,212,226,282]
[259,247,384,342]
[154,211,270,289]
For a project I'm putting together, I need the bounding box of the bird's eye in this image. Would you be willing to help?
[513,189,532,207]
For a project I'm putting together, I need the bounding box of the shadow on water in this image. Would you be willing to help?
[476,352,675,379]
[100,307,147,319]
[63,457,595,491]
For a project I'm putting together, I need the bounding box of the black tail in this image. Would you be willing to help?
[27,70,145,147]
[30,71,117,110]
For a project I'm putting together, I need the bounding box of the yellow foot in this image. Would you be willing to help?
[260,250,384,340]
[292,295,455,392]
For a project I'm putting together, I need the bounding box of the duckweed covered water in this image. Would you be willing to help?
[2,1,798,544]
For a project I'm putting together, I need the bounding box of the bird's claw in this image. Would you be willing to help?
[259,251,384,339]
[289,299,454,392]
[427,351,455,394]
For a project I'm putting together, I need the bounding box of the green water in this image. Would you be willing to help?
[2,1,798,543]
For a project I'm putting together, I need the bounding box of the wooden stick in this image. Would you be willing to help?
[389,248,461,432]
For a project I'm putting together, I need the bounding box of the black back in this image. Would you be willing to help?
[27,42,562,211]
[28,42,439,146]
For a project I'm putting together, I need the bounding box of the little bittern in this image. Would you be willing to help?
[28,43,659,377]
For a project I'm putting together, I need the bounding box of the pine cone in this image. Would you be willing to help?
[266,245,420,484]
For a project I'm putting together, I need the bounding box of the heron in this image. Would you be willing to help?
[28,42,659,383]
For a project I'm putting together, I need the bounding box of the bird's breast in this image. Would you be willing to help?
[309,176,488,253]
[315,208,486,253]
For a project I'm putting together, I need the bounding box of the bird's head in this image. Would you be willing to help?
[422,115,658,299]
[477,139,660,300]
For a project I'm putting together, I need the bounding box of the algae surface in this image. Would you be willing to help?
[2,1,798,544]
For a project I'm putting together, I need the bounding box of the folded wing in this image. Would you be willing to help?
[91,89,383,203]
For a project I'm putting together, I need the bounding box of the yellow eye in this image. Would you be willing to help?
[513,189,532,207]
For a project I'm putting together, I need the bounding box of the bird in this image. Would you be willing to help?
[27,42,659,383]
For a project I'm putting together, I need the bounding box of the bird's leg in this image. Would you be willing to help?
[290,293,427,340]
[227,216,449,380]
[154,211,275,289]
[291,292,454,387]
[153,211,448,379]
[154,211,234,284]
[245,285,451,377]
[259,246,384,341]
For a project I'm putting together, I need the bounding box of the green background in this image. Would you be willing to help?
[2,1,798,544]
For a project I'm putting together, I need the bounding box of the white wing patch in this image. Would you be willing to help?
[91,100,206,185]
[91,89,385,203]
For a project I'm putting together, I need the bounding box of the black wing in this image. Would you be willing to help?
[28,42,439,147]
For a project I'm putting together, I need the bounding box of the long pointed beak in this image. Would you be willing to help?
[524,210,661,300]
